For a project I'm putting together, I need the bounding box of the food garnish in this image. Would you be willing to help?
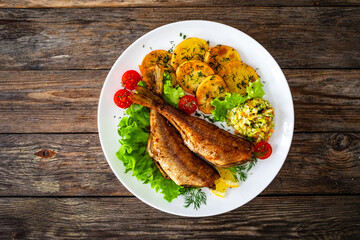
[181,188,207,210]
[122,70,142,90]
[114,89,132,108]
[214,166,239,188]
[210,166,240,198]
[254,141,272,159]
[210,178,228,198]
[163,72,186,108]
[179,95,198,114]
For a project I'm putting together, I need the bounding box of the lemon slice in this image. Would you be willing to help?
[210,178,228,198]
[215,166,239,188]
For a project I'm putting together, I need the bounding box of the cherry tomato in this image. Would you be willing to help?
[179,95,197,114]
[122,70,141,90]
[254,141,272,159]
[114,89,132,108]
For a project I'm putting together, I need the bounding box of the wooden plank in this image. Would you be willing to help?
[1,69,359,133]
[0,132,358,196]
[0,7,359,70]
[1,0,360,8]
[0,196,359,239]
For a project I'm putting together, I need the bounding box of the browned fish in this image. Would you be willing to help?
[130,85,254,168]
[145,66,219,188]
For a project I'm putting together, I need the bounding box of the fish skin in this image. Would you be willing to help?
[145,66,219,188]
[131,86,254,168]
[147,109,219,188]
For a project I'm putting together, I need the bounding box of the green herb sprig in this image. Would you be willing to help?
[230,153,258,182]
[180,188,207,210]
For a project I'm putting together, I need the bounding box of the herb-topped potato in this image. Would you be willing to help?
[171,38,209,70]
[139,50,173,87]
[218,61,259,95]
[196,75,229,114]
[176,60,214,94]
[141,50,172,70]
[204,45,241,74]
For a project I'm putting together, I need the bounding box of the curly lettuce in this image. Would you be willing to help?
[163,72,186,108]
[211,79,265,122]
[116,104,182,202]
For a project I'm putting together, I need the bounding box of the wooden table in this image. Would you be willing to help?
[1,1,359,239]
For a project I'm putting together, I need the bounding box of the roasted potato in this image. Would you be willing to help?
[141,50,172,70]
[170,38,209,70]
[140,50,173,88]
[204,45,241,74]
[196,75,229,114]
[176,60,214,94]
[218,61,259,95]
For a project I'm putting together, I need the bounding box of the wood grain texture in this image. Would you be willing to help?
[1,0,360,8]
[0,7,359,70]
[0,196,359,239]
[1,69,359,133]
[0,133,358,196]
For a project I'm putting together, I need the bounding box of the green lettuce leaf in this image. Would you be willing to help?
[163,72,186,108]
[247,78,265,98]
[211,93,247,122]
[211,78,264,122]
[116,104,182,202]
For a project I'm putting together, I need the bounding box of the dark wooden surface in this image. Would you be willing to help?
[0,1,359,239]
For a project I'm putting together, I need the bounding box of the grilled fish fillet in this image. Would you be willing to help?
[131,85,254,168]
[145,66,219,188]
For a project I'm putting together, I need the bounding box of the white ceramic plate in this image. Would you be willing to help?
[98,20,294,217]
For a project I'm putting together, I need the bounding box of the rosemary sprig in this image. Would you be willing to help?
[180,187,207,210]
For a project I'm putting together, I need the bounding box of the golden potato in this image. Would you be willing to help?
[141,50,172,70]
[218,61,259,95]
[196,75,229,114]
[170,38,209,70]
[204,45,241,74]
[176,60,214,94]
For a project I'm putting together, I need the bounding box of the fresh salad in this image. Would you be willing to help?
[113,36,274,209]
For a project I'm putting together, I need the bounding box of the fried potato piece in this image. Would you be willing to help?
[140,50,173,87]
[204,45,241,74]
[218,61,259,95]
[141,50,172,70]
[196,75,229,114]
[176,60,214,94]
[170,38,209,70]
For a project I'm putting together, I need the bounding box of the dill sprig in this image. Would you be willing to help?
[180,187,207,210]
[230,153,258,182]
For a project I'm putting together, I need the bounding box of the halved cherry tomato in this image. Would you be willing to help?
[179,95,197,114]
[114,89,132,108]
[254,141,272,159]
[122,70,141,90]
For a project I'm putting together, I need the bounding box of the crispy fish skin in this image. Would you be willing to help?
[131,86,254,168]
[147,109,219,188]
[145,66,219,188]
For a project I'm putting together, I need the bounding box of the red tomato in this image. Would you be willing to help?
[254,141,272,159]
[114,89,132,108]
[122,70,141,90]
[179,95,197,114]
